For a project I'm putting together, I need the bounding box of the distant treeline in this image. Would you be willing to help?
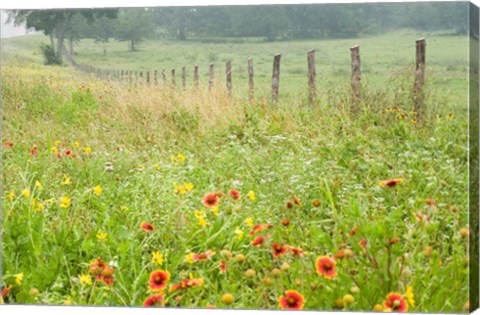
[8,2,469,60]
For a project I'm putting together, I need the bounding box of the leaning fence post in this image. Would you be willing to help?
[209,63,215,90]
[154,70,158,84]
[272,54,281,102]
[350,45,361,105]
[413,38,426,116]
[307,50,316,104]
[226,60,232,95]
[248,57,254,102]
[182,66,186,89]
[171,69,176,87]
[194,65,199,88]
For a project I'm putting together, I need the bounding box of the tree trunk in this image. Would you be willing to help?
[55,15,66,63]
[49,33,55,50]
[69,36,74,56]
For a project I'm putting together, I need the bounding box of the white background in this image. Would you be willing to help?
[1,0,479,314]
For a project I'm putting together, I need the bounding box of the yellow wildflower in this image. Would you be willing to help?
[74,141,80,148]
[154,164,161,171]
[32,199,45,212]
[151,251,164,266]
[93,185,102,196]
[235,228,244,240]
[8,191,15,201]
[174,182,187,195]
[54,140,61,146]
[65,296,72,305]
[212,206,219,217]
[186,253,195,264]
[83,147,92,155]
[62,176,72,185]
[171,153,186,163]
[60,196,71,208]
[34,180,43,190]
[22,189,30,198]
[245,217,253,227]
[120,205,129,211]
[51,146,59,154]
[15,272,24,285]
[96,232,107,240]
[184,182,194,191]
[406,286,415,307]
[247,191,256,201]
[79,274,92,286]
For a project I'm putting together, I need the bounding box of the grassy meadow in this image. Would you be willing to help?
[0,30,471,312]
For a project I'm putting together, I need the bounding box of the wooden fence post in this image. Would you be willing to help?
[307,50,316,104]
[350,45,361,104]
[209,63,214,90]
[146,71,150,84]
[162,69,166,83]
[413,38,426,115]
[171,69,176,87]
[194,65,199,87]
[226,60,232,95]
[272,54,281,102]
[182,66,186,89]
[248,57,254,102]
[154,70,158,84]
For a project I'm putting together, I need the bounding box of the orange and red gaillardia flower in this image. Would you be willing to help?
[288,246,305,256]
[169,277,204,292]
[379,178,405,187]
[315,256,337,279]
[89,257,107,278]
[278,290,305,310]
[202,193,219,208]
[192,250,215,261]
[383,292,408,312]
[249,223,274,236]
[149,270,171,292]
[272,242,287,258]
[140,222,155,232]
[251,236,265,246]
[220,260,228,272]
[143,293,165,307]
[101,266,115,286]
[228,189,241,200]
[4,141,14,149]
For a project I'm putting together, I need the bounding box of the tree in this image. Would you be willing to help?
[8,9,117,63]
[113,8,154,51]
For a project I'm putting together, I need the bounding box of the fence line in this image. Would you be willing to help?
[71,38,427,108]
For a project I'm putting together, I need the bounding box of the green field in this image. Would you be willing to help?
[0,31,471,312]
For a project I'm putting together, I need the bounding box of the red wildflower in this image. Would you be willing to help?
[288,246,305,256]
[89,257,107,278]
[143,293,164,307]
[169,277,204,292]
[315,256,337,279]
[249,223,273,236]
[251,236,265,246]
[192,250,215,261]
[278,290,305,310]
[101,267,115,286]
[358,239,367,248]
[379,178,405,187]
[140,222,155,232]
[202,193,219,208]
[4,141,14,148]
[228,189,240,200]
[65,149,72,156]
[389,237,400,245]
[220,260,228,272]
[383,292,408,312]
[149,270,170,292]
[29,145,38,157]
[293,195,302,206]
[281,219,290,226]
[1,285,12,296]
[272,242,287,258]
